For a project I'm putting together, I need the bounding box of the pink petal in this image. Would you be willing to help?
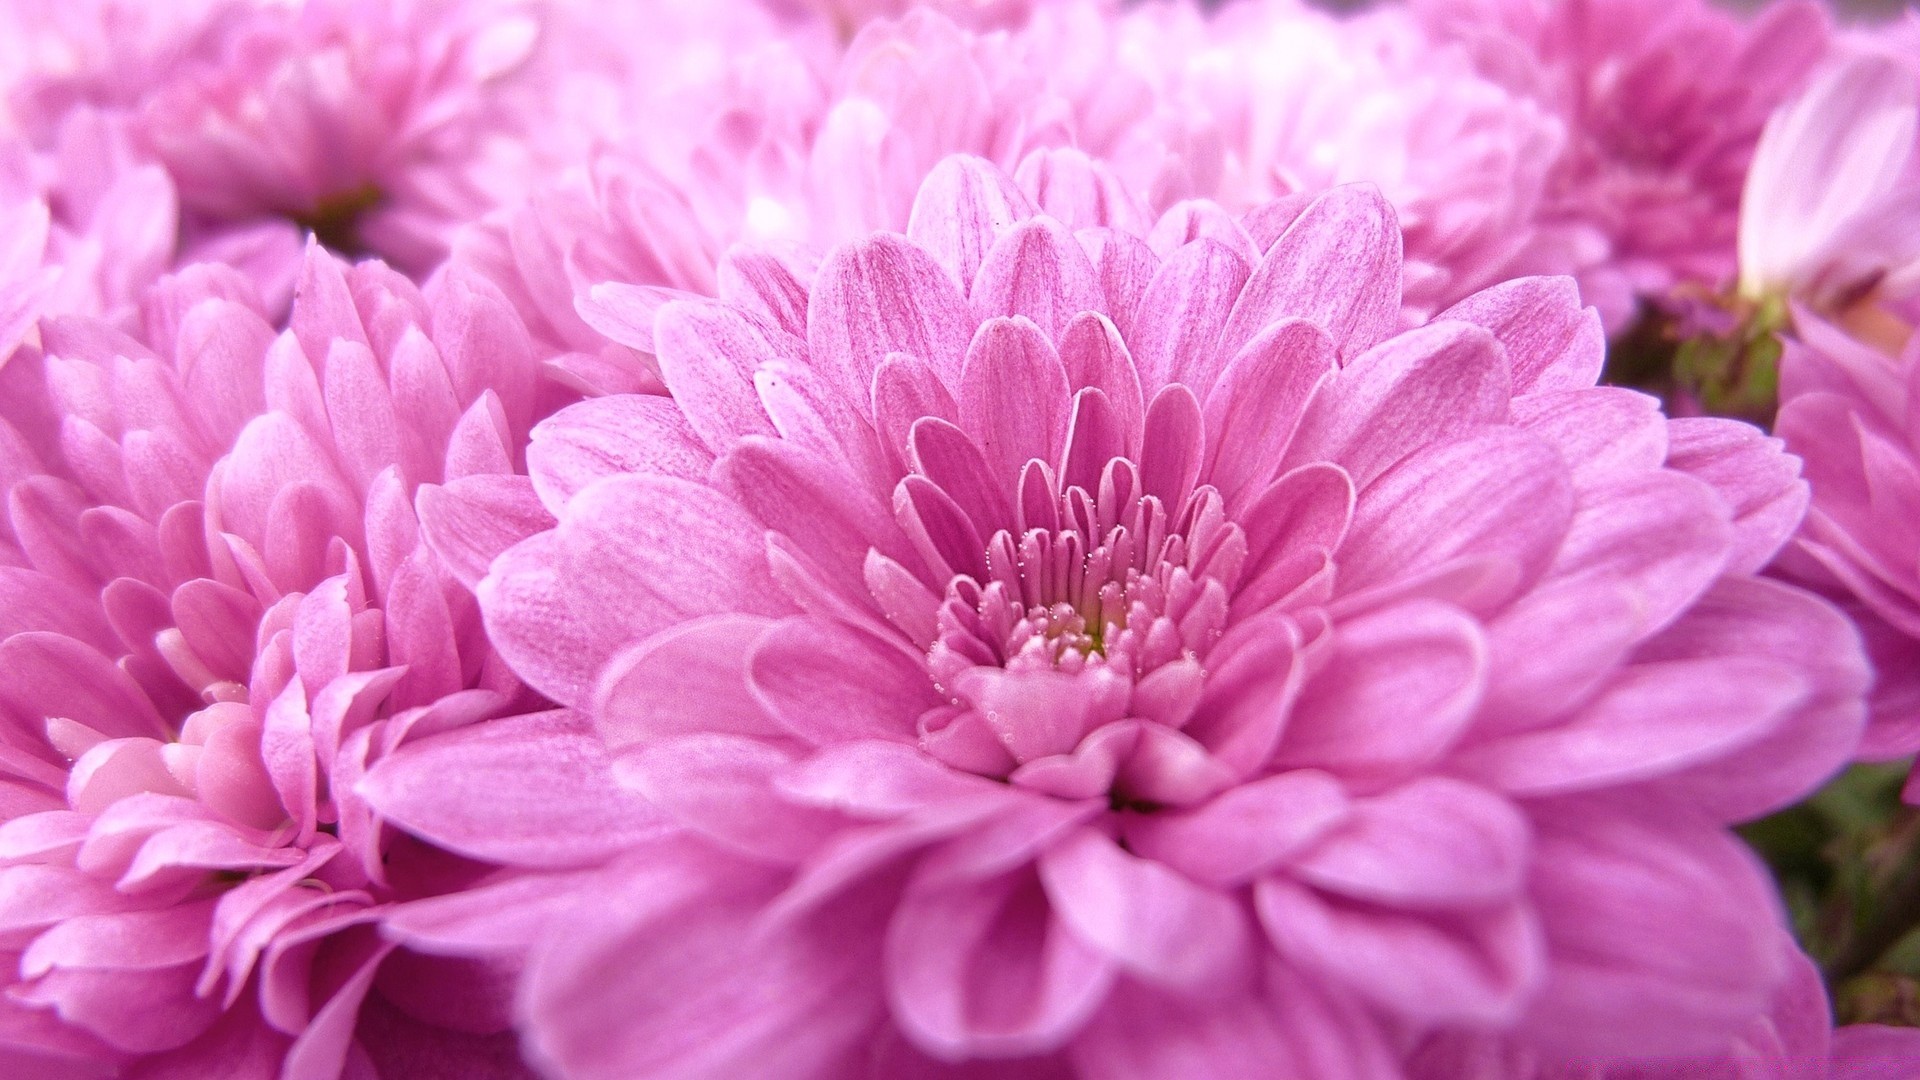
[415,474,555,591]
[749,617,933,746]
[1292,778,1529,909]
[810,233,972,400]
[1518,799,1789,1057]
[593,614,786,748]
[1220,185,1402,363]
[358,710,665,869]
[1663,417,1809,576]
[1255,878,1542,1027]
[957,317,1072,485]
[653,301,790,455]
[971,218,1103,344]
[1436,277,1604,396]
[1127,239,1250,394]
[1201,320,1335,509]
[525,395,714,515]
[1278,601,1486,780]
[1282,321,1511,490]
[612,735,837,864]
[1037,829,1252,992]
[887,867,1115,1059]
[909,156,1037,292]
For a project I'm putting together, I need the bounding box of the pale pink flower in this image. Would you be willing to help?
[1751,41,1920,762]
[0,245,650,1076]
[1417,0,1830,331]
[1738,47,1920,324]
[465,157,1863,1076]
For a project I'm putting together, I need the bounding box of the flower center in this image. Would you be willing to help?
[909,454,1246,797]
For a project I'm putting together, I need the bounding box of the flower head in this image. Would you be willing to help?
[1419,0,1831,331]
[474,156,1865,1076]
[10,0,545,274]
[0,244,650,1076]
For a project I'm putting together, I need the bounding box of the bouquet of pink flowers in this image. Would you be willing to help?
[1,0,1919,1076]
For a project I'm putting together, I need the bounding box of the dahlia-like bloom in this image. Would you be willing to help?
[0,245,649,1075]
[467,156,1864,1076]
[1746,47,1920,760]
[1417,0,1830,331]
[8,0,545,275]
[1082,0,1559,319]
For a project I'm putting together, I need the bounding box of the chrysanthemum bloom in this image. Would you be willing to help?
[8,0,544,275]
[1755,50,1920,764]
[1059,0,1563,322]
[471,156,1865,1076]
[0,245,651,1076]
[1416,0,1830,332]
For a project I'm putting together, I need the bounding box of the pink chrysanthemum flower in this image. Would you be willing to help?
[1742,47,1920,761]
[0,245,650,1076]
[1416,0,1830,332]
[0,109,308,359]
[465,156,1864,1076]
[9,0,543,275]
[1088,0,1565,321]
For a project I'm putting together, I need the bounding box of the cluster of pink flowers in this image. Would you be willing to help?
[1,0,1919,1077]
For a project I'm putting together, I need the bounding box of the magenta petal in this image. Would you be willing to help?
[749,616,933,746]
[1128,239,1250,394]
[970,218,1103,345]
[1458,656,1809,797]
[1255,878,1542,1027]
[1283,320,1511,489]
[810,233,971,400]
[415,475,555,591]
[612,735,838,864]
[1037,829,1251,992]
[653,301,791,455]
[1436,277,1604,396]
[909,156,1037,292]
[358,710,665,869]
[1292,778,1529,909]
[525,396,714,514]
[594,614,786,748]
[957,317,1072,485]
[1279,600,1486,779]
[887,867,1115,1060]
[1519,799,1789,1057]
[1220,185,1402,363]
